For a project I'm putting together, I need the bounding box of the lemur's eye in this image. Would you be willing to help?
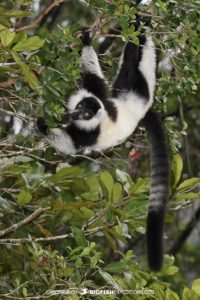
[77,104,82,109]
[84,112,90,118]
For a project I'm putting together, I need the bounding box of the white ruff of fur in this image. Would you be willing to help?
[46,128,76,155]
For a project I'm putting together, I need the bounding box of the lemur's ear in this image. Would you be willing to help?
[81,27,91,46]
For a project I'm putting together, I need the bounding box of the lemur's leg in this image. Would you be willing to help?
[81,28,108,101]
[112,26,156,102]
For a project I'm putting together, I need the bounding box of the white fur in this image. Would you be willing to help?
[46,128,76,155]
[92,91,152,151]
[81,46,104,79]
[139,36,156,101]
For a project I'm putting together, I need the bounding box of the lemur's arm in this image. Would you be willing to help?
[80,28,108,101]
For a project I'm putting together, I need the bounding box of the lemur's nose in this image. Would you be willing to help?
[71,110,80,120]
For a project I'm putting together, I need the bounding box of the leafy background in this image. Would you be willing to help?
[0,0,200,299]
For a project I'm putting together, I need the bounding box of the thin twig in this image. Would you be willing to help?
[137,11,162,19]
[82,207,109,230]
[0,108,35,122]
[16,0,65,32]
[0,223,115,244]
[0,188,21,193]
[0,207,50,237]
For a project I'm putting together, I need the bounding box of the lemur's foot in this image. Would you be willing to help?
[37,117,48,135]
[81,27,91,46]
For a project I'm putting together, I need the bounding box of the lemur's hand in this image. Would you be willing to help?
[37,117,48,136]
[81,27,91,46]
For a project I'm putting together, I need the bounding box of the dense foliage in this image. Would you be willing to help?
[0,0,200,299]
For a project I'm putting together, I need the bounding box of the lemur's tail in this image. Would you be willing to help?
[143,110,170,271]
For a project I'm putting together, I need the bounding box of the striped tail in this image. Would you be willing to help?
[143,110,170,271]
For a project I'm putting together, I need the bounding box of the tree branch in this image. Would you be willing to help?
[169,206,200,255]
[0,223,115,244]
[16,0,65,32]
[0,207,50,237]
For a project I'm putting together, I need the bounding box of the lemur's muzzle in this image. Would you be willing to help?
[71,109,82,120]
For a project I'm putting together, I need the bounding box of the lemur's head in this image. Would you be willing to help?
[68,90,106,131]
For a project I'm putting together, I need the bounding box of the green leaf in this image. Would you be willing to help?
[49,166,84,185]
[130,177,150,194]
[0,165,29,175]
[75,257,83,267]
[53,201,96,211]
[0,16,11,27]
[99,270,121,289]
[172,154,183,188]
[150,282,165,299]
[159,266,179,276]
[71,227,87,247]
[13,31,27,44]
[80,247,91,257]
[177,178,200,190]
[12,52,39,89]
[113,275,129,290]
[16,0,33,4]
[99,171,114,201]
[107,227,127,243]
[13,36,44,51]
[163,255,175,267]
[183,287,198,300]
[104,231,117,250]
[112,182,123,201]
[166,290,180,300]
[0,28,16,47]
[17,189,32,206]
[70,179,89,194]
[131,36,140,45]
[103,261,129,273]
[22,287,28,297]
[6,9,32,18]
[175,192,200,200]
[192,278,200,296]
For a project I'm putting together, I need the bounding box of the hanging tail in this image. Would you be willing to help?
[143,110,170,271]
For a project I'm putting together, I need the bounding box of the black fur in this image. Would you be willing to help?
[143,110,170,271]
[37,117,48,135]
[72,97,101,120]
[104,100,118,121]
[82,73,108,101]
[77,97,101,112]
[82,74,117,121]
[112,37,149,100]
[81,27,91,46]
[66,123,100,149]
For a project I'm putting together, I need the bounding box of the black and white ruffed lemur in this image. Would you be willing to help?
[37,15,170,271]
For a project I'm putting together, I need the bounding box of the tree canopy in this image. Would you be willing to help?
[0,0,200,299]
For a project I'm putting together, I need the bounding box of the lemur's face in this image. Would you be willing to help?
[71,97,101,121]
